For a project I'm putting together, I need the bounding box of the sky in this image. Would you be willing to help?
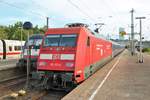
[0,0,150,40]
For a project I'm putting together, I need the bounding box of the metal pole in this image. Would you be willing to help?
[136,17,145,63]
[139,19,142,63]
[21,27,22,52]
[25,31,30,89]
[130,9,134,55]
[46,17,49,29]
[19,27,23,58]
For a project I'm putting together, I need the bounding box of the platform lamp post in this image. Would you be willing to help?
[23,22,33,89]
[135,17,146,63]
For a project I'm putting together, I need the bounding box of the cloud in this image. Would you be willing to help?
[1,0,150,40]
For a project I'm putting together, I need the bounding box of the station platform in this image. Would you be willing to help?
[62,50,150,100]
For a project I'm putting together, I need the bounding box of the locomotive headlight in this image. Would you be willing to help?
[66,62,74,67]
[39,61,47,66]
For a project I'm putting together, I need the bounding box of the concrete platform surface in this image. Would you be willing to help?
[62,50,150,100]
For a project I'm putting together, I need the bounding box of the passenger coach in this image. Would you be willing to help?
[0,40,25,60]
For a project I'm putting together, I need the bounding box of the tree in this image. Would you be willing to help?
[0,21,45,40]
[0,26,8,39]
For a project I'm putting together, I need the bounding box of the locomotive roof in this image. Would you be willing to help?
[65,23,89,28]
[45,27,111,42]
[46,27,86,34]
[29,34,44,39]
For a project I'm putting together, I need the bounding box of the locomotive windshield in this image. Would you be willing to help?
[44,34,77,47]
[25,39,42,49]
[24,35,43,49]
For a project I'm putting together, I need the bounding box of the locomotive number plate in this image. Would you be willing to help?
[52,54,60,60]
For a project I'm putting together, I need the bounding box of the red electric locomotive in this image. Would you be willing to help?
[33,23,114,90]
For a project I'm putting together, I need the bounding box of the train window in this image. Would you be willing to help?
[60,34,77,47]
[43,34,77,47]
[28,39,34,45]
[9,46,12,51]
[87,37,90,46]
[18,46,21,50]
[14,46,21,51]
[24,38,43,49]
[14,46,17,51]
[35,39,42,46]
[44,35,60,47]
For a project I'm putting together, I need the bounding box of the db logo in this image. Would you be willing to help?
[52,54,60,60]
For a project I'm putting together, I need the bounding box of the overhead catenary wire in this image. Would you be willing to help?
[72,0,119,35]
[94,0,122,27]
[67,0,113,35]
[0,0,46,18]
[30,0,50,12]
[67,0,97,23]
[104,0,123,25]
[79,0,106,29]
[79,0,98,19]
[93,0,126,38]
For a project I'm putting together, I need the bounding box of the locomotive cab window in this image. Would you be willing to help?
[60,34,77,47]
[44,35,60,47]
[44,34,77,47]
[25,38,43,49]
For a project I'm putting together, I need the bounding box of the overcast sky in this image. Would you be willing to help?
[0,0,150,40]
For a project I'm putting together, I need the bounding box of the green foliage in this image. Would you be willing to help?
[142,48,150,52]
[0,21,45,40]
[0,26,8,39]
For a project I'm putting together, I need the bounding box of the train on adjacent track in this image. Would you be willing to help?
[0,40,25,60]
[16,34,44,71]
[32,23,125,90]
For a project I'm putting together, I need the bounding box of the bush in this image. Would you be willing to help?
[142,48,150,52]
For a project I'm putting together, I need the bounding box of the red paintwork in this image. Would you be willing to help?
[0,52,21,55]
[38,46,76,71]
[37,27,112,83]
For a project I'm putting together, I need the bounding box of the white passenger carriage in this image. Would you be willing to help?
[0,40,25,60]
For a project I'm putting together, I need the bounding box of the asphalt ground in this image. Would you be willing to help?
[62,49,150,100]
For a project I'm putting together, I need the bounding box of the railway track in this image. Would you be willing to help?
[0,65,26,83]
[0,77,26,99]
[0,51,124,100]
[0,50,124,100]
[0,59,18,66]
[0,77,68,100]
[0,64,68,100]
[0,86,68,100]
[0,74,26,84]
